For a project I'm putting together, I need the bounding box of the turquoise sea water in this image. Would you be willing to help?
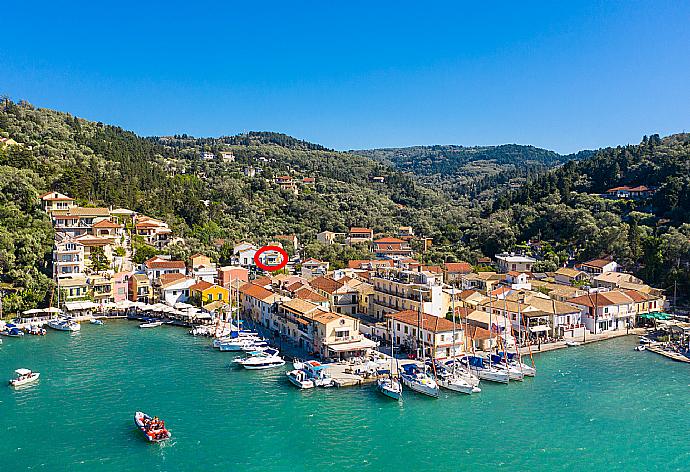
[1,321,688,471]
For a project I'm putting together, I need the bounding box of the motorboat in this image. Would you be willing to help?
[286,369,315,389]
[47,318,80,332]
[90,318,104,325]
[400,364,439,398]
[462,356,509,384]
[134,411,171,442]
[139,320,163,328]
[639,337,654,345]
[635,345,647,351]
[212,331,260,348]
[27,324,47,335]
[1,326,24,337]
[376,369,403,401]
[9,368,40,387]
[234,348,286,370]
[240,340,270,351]
[218,336,265,352]
[301,360,335,387]
[565,341,581,347]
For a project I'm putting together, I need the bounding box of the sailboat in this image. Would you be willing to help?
[399,290,439,398]
[437,289,481,394]
[377,319,402,401]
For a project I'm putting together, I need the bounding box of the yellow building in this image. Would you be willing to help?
[190,280,229,306]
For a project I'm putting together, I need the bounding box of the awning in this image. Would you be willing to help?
[326,338,377,352]
[639,312,671,320]
[64,301,99,312]
[529,325,551,333]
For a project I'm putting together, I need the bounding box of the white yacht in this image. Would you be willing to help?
[377,374,403,400]
[47,318,80,332]
[400,364,439,398]
[462,356,509,384]
[286,369,315,389]
[498,352,536,377]
[489,355,524,381]
[139,320,163,328]
[9,368,40,387]
[235,348,285,370]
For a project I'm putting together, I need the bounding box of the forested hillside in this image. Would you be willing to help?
[1,98,689,313]
[354,144,593,199]
[490,134,690,298]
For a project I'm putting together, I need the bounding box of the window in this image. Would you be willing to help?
[404,326,408,334]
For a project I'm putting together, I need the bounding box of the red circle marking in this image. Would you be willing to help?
[253,245,289,272]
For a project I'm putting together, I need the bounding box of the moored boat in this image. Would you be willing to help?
[139,320,163,328]
[90,318,104,325]
[286,369,315,389]
[462,356,509,384]
[26,324,47,335]
[565,341,581,347]
[1,326,24,337]
[134,411,171,442]
[47,318,80,332]
[376,371,403,400]
[400,364,439,398]
[9,368,40,387]
[234,348,286,370]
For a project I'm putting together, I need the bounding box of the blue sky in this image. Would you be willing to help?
[1,1,689,153]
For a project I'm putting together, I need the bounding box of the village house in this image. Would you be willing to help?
[294,287,330,309]
[593,271,643,290]
[91,219,124,239]
[316,231,345,245]
[112,271,131,302]
[159,274,196,306]
[135,216,172,249]
[505,271,531,290]
[623,289,665,317]
[494,252,536,273]
[190,253,218,283]
[220,151,235,162]
[348,259,395,270]
[443,262,473,285]
[217,266,249,287]
[74,235,114,271]
[347,227,374,246]
[275,175,298,194]
[300,258,330,279]
[567,291,636,334]
[398,226,415,241]
[53,239,85,277]
[605,185,655,199]
[371,267,445,320]
[88,274,114,304]
[144,256,186,281]
[309,276,359,315]
[387,310,464,359]
[576,258,619,275]
[39,191,76,215]
[58,275,89,302]
[554,267,589,286]
[190,280,230,306]
[109,208,136,226]
[372,237,414,259]
[460,271,505,293]
[52,207,112,238]
[239,283,288,327]
[129,273,153,303]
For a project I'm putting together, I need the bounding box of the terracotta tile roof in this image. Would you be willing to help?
[386,310,455,333]
[190,280,214,291]
[567,291,634,307]
[252,276,273,287]
[239,282,274,301]
[374,237,406,244]
[159,273,187,286]
[580,258,613,268]
[146,259,186,269]
[444,262,473,274]
[294,287,328,303]
[309,276,344,294]
[65,207,110,217]
[92,219,122,228]
[281,298,323,316]
[349,227,373,234]
[285,281,307,292]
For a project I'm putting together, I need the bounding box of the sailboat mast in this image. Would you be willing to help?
[451,287,457,374]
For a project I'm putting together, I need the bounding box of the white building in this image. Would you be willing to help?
[495,253,536,273]
[53,239,85,278]
[160,276,196,305]
[567,291,635,333]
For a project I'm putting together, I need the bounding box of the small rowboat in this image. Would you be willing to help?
[139,321,163,329]
[134,411,171,442]
[9,368,40,387]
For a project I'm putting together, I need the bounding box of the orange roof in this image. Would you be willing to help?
[189,280,214,291]
[252,276,273,287]
[580,258,613,268]
[567,291,634,307]
[386,310,455,333]
[349,227,373,234]
[146,259,186,269]
[239,283,274,301]
[309,276,344,294]
[444,262,473,274]
[92,219,122,229]
[160,273,189,287]
[294,287,328,303]
[374,237,406,244]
